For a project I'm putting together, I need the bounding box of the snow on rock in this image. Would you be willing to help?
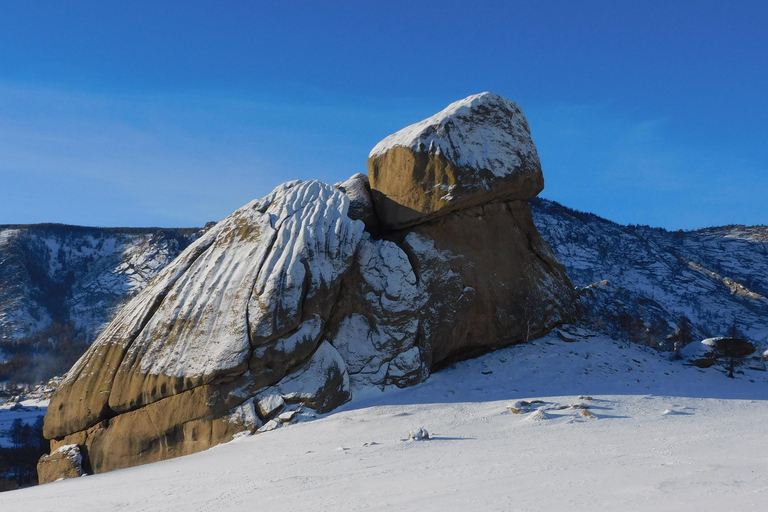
[407,427,429,441]
[257,419,280,433]
[275,341,350,414]
[224,397,262,431]
[368,92,543,229]
[327,234,423,389]
[43,180,365,475]
[369,92,539,180]
[334,173,378,231]
[37,444,83,484]
[278,410,297,423]
[255,390,286,419]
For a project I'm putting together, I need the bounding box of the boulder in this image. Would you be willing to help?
[37,444,83,484]
[44,180,364,474]
[368,92,543,230]
[702,337,756,358]
[41,92,577,482]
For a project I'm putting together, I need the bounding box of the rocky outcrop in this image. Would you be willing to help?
[41,92,576,482]
[368,92,543,230]
[397,200,574,368]
[369,92,576,368]
[45,180,363,473]
[37,444,83,484]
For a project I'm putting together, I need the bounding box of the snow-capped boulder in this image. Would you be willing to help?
[368,92,543,230]
[37,444,83,484]
[44,180,364,473]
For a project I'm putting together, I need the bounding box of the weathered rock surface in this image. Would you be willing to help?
[326,233,423,388]
[368,92,543,230]
[334,173,378,232]
[398,200,576,368]
[44,180,364,473]
[41,92,576,482]
[37,444,83,484]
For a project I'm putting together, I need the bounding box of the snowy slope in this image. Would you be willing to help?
[2,329,767,511]
[532,198,768,348]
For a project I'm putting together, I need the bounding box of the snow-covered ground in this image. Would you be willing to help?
[2,330,767,511]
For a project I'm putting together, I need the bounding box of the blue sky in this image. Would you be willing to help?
[1,1,766,229]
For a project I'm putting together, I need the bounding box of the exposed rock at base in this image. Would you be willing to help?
[368,92,543,230]
[398,200,577,368]
[37,444,83,484]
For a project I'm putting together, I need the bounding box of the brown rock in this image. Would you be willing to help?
[43,229,222,440]
[398,200,577,368]
[368,92,543,230]
[37,444,84,484]
[42,181,362,479]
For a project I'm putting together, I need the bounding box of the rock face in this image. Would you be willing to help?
[398,200,575,368]
[45,180,364,473]
[367,92,575,368]
[368,92,543,230]
[41,92,576,482]
[37,444,83,484]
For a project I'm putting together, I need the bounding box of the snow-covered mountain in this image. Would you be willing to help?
[0,225,202,384]
[532,198,768,351]
[0,225,201,342]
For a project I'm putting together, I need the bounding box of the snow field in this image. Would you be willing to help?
[2,331,767,511]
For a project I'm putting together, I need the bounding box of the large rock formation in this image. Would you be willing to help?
[397,200,574,368]
[41,92,576,483]
[368,92,543,230]
[369,92,575,367]
[43,180,364,477]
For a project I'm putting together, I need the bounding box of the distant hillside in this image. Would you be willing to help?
[532,197,768,350]
[0,225,202,385]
